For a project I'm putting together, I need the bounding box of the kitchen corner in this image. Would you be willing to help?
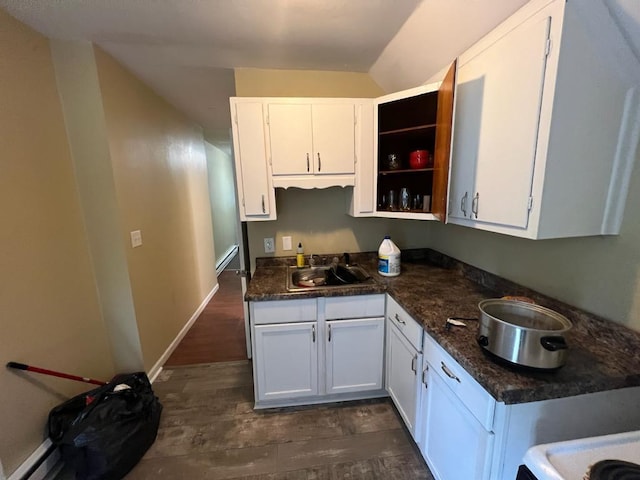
[248,248,640,405]
[246,248,640,478]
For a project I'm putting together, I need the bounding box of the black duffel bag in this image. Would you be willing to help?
[48,372,162,480]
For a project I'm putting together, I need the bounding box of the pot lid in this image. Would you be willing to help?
[479,299,572,332]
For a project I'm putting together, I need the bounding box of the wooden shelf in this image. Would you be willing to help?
[379,124,436,136]
[375,209,433,218]
[379,168,434,176]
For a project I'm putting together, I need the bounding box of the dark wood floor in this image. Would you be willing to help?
[166,270,247,366]
[130,361,434,479]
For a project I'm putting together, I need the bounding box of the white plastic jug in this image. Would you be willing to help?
[378,236,401,277]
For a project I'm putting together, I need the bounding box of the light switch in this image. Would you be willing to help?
[282,236,292,251]
[130,230,143,248]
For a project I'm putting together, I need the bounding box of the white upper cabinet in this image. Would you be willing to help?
[447,0,640,238]
[448,15,549,228]
[230,100,277,221]
[266,99,358,189]
[268,104,314,175]
[312,104,356,175]
[372,62,456,222]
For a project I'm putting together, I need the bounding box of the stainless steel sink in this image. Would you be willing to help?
[286,265,373,292]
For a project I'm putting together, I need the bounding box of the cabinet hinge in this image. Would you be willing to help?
[545,37,552,57]
[265,114,269,126]
[234,113,238,125]
[527,196,534,211]
[269,156,272,166]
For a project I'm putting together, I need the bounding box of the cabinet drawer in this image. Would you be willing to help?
[252,299,317,325]
[424,333,496,430]
[386,295,423,352]
[325,294,385,320]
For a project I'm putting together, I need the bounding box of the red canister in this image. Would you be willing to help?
[409,150,429,169]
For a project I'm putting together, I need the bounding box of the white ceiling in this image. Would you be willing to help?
[1,0,639,151]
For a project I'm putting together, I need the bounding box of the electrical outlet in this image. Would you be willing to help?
[264,237,275,253]
[282,236,292,251]
[130,230,143,248]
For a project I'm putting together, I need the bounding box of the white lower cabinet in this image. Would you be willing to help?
[252,294,640,479]
[420,364,494,480]
[253,322,318,402]
[326,317,384,394]
[419,332,496,480]
[250,294,386,408]
[385,311,422,438]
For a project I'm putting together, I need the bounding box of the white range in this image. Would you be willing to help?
[522,430,640,479]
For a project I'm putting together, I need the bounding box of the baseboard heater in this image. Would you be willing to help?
[216,244,239,276]
[8,438,60,480]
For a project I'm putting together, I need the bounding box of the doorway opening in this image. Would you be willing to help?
[165,251,246,366]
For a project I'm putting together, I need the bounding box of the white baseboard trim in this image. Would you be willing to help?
[147,283,220,383]
[215,244,239,276]
[8,438,59,480]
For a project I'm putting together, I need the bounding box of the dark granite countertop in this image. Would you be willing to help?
[246,249,640,405]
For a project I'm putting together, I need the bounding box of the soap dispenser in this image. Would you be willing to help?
[296,242,305,268]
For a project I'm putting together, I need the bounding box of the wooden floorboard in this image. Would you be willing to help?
[54,362,434,480]
[132,362,434,480]
[166,269,247,366]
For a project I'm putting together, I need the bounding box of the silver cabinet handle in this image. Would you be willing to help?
[394,313,406,325]
[411,354,417,374]
[461,192,468,217]
[328,324,332,342]
[261,194,265,214]
[422,364,429,386]
[317,152,321,172]
[471,192,479,219]
[312,325,316,343]
[306,153,310,172]
[441,362,461,383]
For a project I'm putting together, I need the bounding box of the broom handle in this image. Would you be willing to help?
[6,362,107,386]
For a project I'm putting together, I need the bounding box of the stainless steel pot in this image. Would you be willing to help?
[477,299,572,370]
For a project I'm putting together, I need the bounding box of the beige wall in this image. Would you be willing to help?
[0,11,114,474]
[248,187,431,265]
[234,68,384,98]
[94,47,217,372]
[234,68,432,268]
[205,142,239,266]
[51,40,145,373]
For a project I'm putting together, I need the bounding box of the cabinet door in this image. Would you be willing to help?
[447,61,479,221]
[268,103,313,175]
[431,60,456,221]
[451,14,551,228]
[386,319,422,437]
[325,317,384,394]
[232,101,274,219]
[421,366,494,480]
[253,322,318,402]
[312,104,356,175]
